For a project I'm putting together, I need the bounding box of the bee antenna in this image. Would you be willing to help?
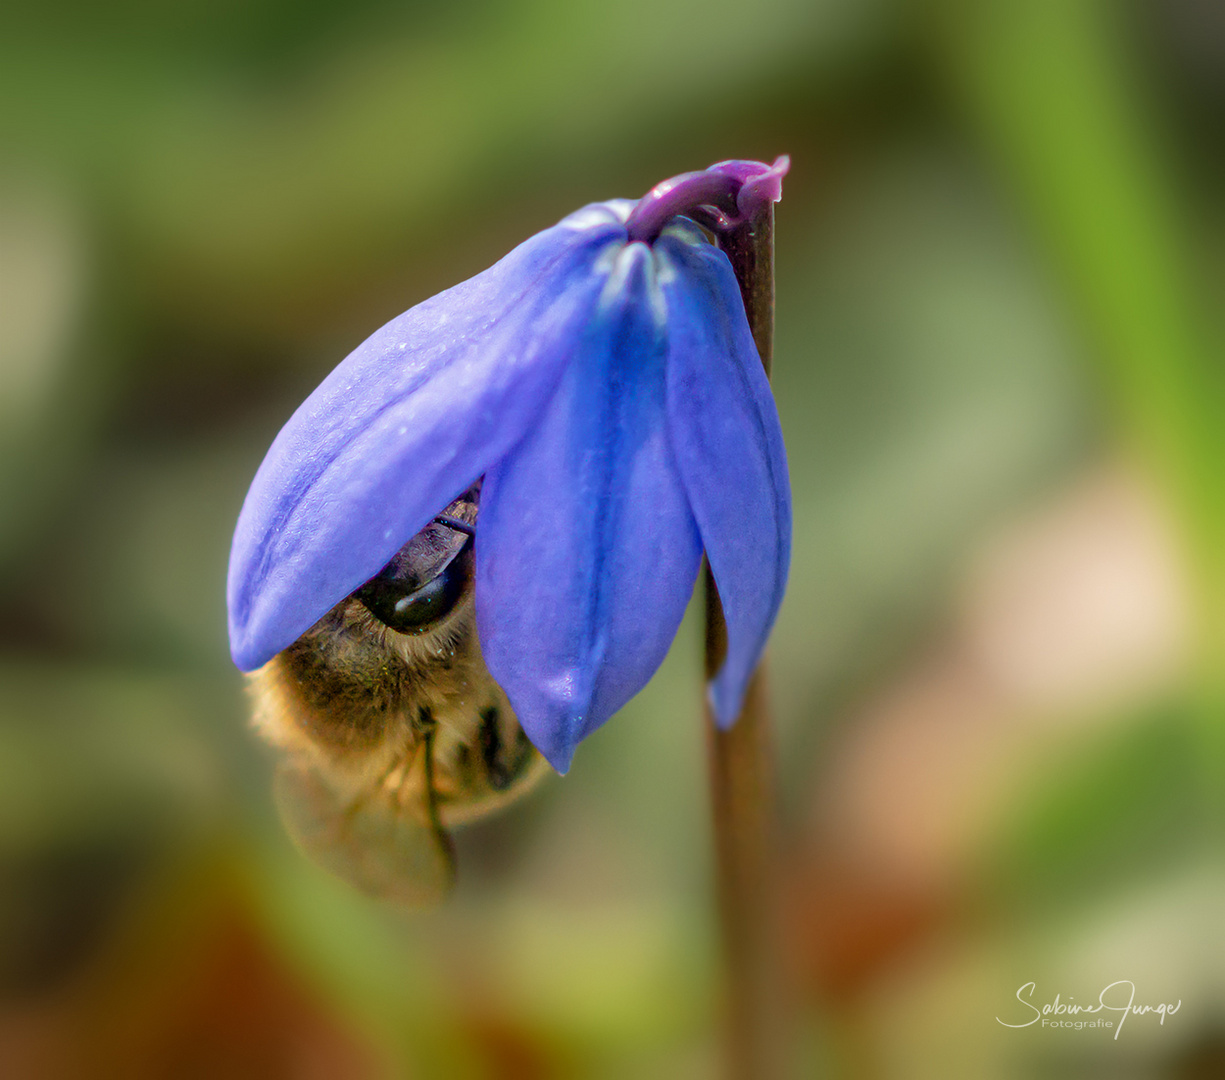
[433,514,476,537]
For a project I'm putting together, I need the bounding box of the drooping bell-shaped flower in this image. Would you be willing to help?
[227,158,791,772]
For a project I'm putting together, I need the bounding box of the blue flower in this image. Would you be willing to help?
[227,159,791,772]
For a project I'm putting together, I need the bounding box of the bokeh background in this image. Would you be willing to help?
[0,0,1221,1076]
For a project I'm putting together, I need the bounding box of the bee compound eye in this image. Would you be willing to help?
[355,542,471,634]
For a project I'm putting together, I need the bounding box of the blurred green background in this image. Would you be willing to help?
[0,0,1221,1076]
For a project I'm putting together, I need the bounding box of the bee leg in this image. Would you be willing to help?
[478,706,534,791]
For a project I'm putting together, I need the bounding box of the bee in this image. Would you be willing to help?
[247,485,550,905]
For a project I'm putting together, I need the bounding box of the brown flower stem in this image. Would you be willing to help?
[706,202,787,1079]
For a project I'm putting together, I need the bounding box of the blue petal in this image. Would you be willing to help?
[228,209,628,670]
[476,243,703,772]
[656,233,791,728]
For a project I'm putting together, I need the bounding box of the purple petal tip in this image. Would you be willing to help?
[624,155,790,242]
[734,155,789,217]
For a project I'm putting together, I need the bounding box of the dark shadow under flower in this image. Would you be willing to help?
[228,160,791,772]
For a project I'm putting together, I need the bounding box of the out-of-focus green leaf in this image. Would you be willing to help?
[977,700,1205,914]
[0,0,895,328]
[929,0,1224,804]
[771,146,1089,772]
